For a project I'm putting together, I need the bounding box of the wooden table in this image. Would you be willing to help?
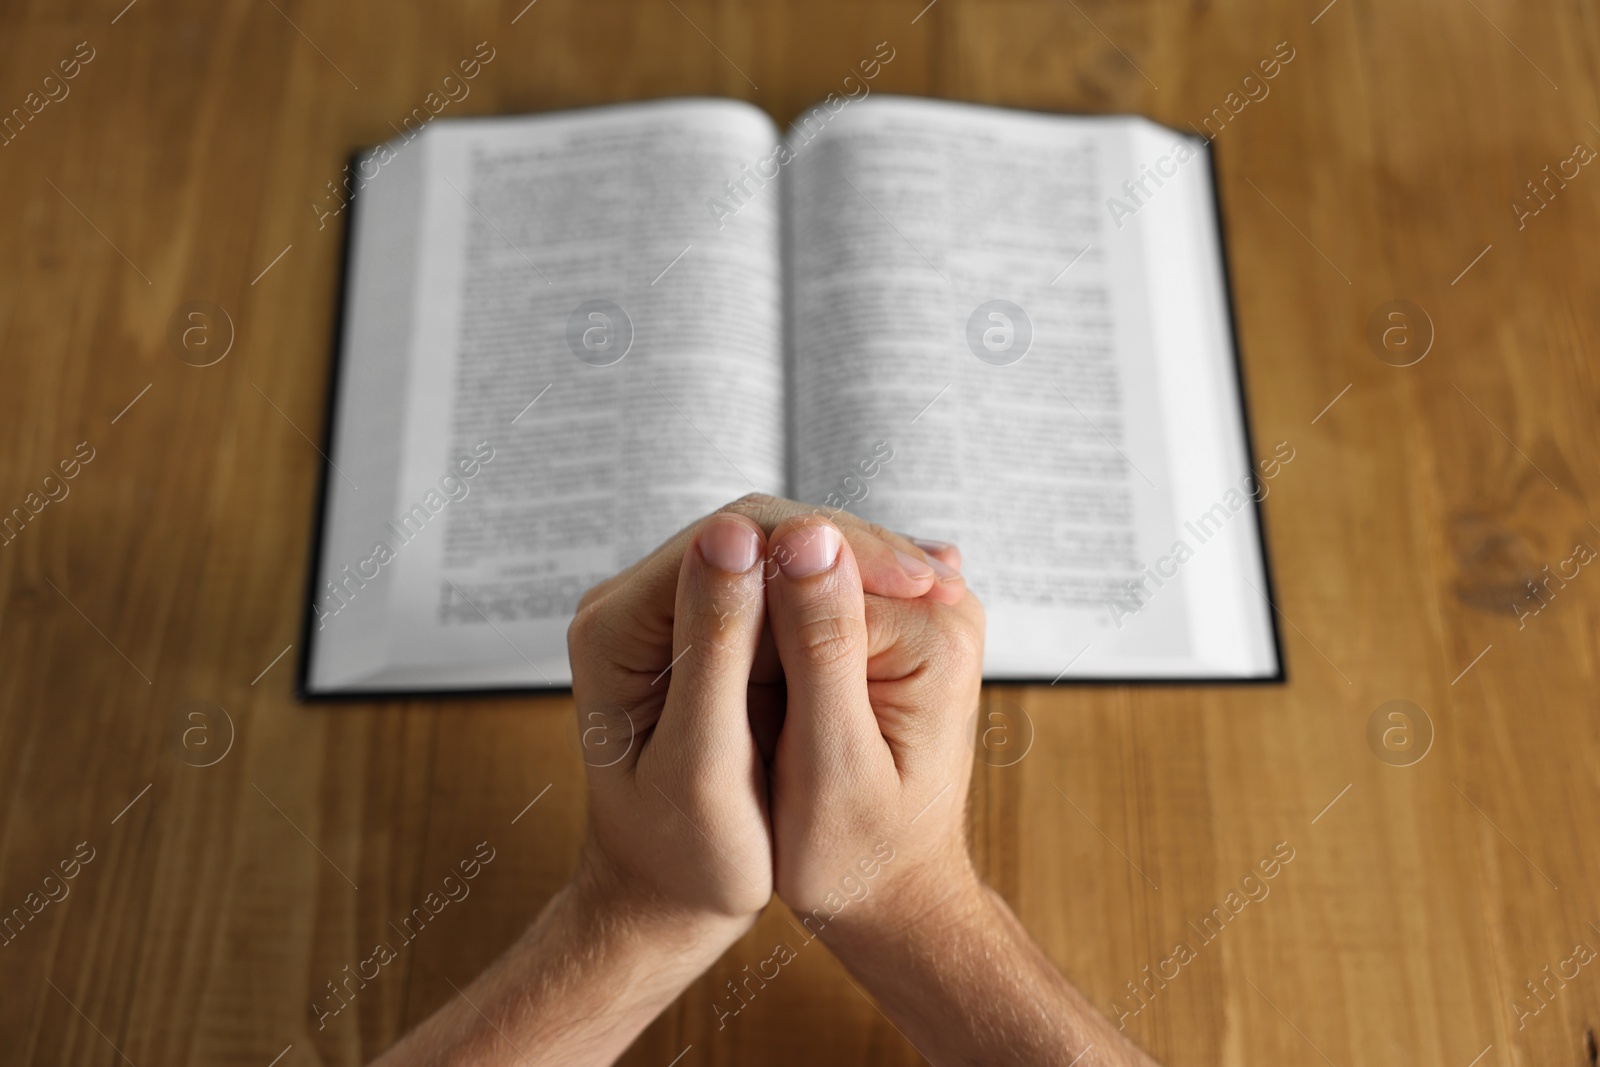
[3,1,1597,1063]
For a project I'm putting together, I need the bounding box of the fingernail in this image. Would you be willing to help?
[912,537,955,555]
[926,553,960,578]
[894,549,934,580]
[775,524,842,578]
[698,518,761,574]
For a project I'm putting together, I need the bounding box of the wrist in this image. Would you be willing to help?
[570,844,756,976]
[371,861,755,1067]
[820,850,990,965]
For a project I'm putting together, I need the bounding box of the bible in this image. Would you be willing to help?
[300,94,1283,696]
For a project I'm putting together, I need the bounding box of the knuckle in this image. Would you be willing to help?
[675,597,721,640]
[946,592,986,659]
[791,611,864,670]
[681,590,749,637]
[566,597,612,657]
[893,599,939,656]
[901,601,984,687]
[768,512,817,542]
[862,518,901,544]
[955,597,987,659]
[720,492,777,518]
[574,577,610,616]
[567,601,598,650]
[939,611,985,670]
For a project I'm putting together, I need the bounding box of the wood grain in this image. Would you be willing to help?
[2,0,1598,1064]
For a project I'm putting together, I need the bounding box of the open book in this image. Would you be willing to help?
[300,95,1283,697]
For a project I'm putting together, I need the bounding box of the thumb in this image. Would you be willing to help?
[651,513,768,757]
[765,518,886,765]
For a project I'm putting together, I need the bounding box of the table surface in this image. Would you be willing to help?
[3,1,1598,1064]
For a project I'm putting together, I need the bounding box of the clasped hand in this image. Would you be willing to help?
[374,495,1157,1067]
[567,493,983,961]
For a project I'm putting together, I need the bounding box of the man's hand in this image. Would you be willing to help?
[368,498,968,1067]
[762,514,986,937]
[567,511,775,938]
[374,512,789,1067]
[763,515,1161,1067]
[575,493,966,616]
[563,494,966,935]
[372,498,1156,1067]
[566,491,966,766]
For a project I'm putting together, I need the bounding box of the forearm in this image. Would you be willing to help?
[372,873,741,1067]
[827,876,1160,1066]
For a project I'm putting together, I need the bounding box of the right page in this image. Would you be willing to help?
[787,98,1279,680]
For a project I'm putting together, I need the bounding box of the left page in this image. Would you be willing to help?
[307,99,786,693]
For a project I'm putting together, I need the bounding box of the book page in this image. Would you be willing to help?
[304,137,428,692]
[317,100,786,690]
[786,98,1190,679]
[1131,121,1279,679]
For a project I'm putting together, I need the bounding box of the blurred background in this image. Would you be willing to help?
[1,1,1597,1064]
